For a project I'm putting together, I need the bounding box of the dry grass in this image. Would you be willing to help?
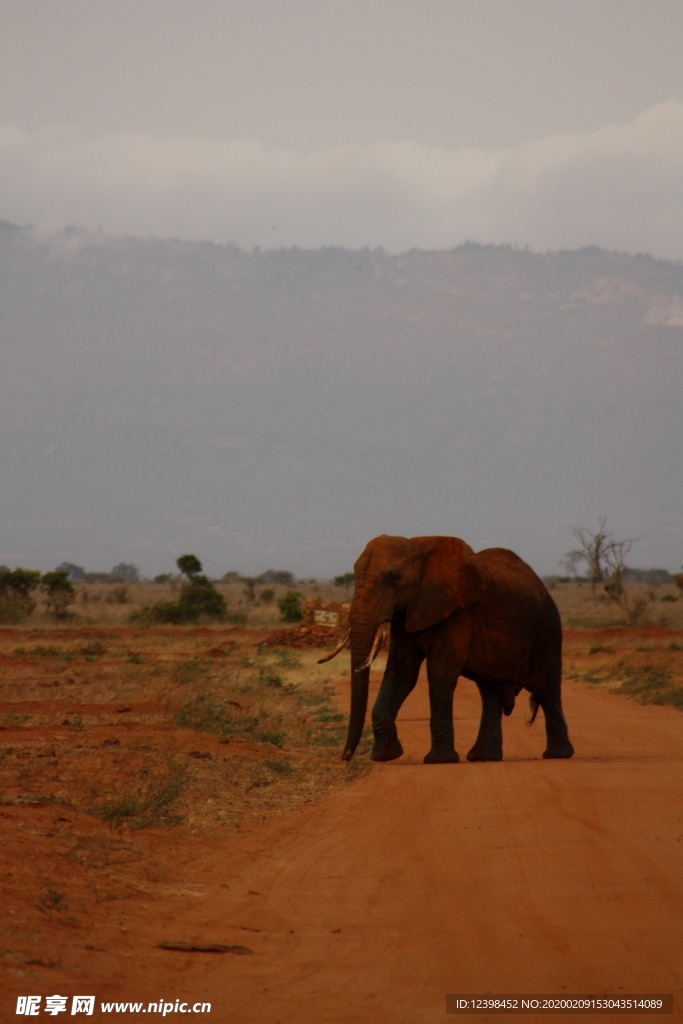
[24,578,352,629]
[550,581,683,630]
[0,622,373,974]
[563,626,683,710]
[16,577,683,631]
[0,597,681,983]
[0,627,369,833]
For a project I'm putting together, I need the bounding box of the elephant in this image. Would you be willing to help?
[322,534,574,764]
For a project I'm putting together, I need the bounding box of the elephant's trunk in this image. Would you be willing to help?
[342,661,370,761]
[342,608,389,761]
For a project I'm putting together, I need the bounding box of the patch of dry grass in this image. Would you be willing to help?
[0,622,374,976]
[563,628,683,710]
[24,578,350,629]
[0,626,368,836]
[551,581,683,629]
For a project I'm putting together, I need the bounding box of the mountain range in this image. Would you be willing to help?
[1,221,682,578]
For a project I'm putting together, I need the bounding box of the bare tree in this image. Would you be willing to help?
[567,516,617,589]
[566,518,644,625]
[242,576,258,605]
[601,537,634,600]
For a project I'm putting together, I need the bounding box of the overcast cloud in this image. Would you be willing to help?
[2,0,683,258]
[2,100,683,256]
[2,0,683,578]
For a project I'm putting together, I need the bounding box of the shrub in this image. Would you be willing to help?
[0,568,41,622]
[134,575,227,624]
[175,576,227,621]
[41,570,75,618]
[278,591,303,622]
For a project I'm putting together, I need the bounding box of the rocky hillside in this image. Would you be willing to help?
[1,223,681,577]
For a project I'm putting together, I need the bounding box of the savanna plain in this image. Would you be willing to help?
[1,580,682,1023]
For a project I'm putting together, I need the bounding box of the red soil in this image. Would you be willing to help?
[2,626,682,1023]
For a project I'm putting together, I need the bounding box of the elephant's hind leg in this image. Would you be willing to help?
[538,698,574,759]
[529,618,574,759]
[502,682,521,716]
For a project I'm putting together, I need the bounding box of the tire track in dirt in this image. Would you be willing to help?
[111,669,683,1024]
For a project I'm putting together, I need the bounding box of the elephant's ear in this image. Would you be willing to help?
[405,537,484,632]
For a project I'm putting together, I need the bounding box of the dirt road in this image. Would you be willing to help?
[46,667,676,1024]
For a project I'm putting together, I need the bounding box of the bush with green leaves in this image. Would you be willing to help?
[0,568,42,622]
[134,561,228,624]
[175,576,227,621]
[278,591,304,623]
[41,570,75,618]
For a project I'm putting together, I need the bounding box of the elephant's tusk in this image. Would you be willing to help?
[317,629,351,664]
[354,623,388,673]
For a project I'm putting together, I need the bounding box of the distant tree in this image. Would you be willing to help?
[242,577,258,605]
[334,572,355,594]
[0,568,41,622]
[55,562,86,581]
[258,570,294,586]
[177,554,203,580]
[110,562,140,583]
[42,570,75,618]
[601,539,634,601]
[623,569,673,584]
[153,573,172,584]
[259,588,275,605]
[565,517,618,589]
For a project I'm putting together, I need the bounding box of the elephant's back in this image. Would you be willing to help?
[474,547,553,607]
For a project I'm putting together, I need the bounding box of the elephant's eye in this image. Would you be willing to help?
[384,569,402,586]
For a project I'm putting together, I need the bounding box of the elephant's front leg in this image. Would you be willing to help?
[467,681,504,761]
[371,636,423,762]
[423,662,459,764]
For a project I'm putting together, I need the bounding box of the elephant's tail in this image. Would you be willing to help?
[528,694,540,725]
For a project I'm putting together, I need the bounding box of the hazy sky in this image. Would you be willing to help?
[2,0,683,255]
